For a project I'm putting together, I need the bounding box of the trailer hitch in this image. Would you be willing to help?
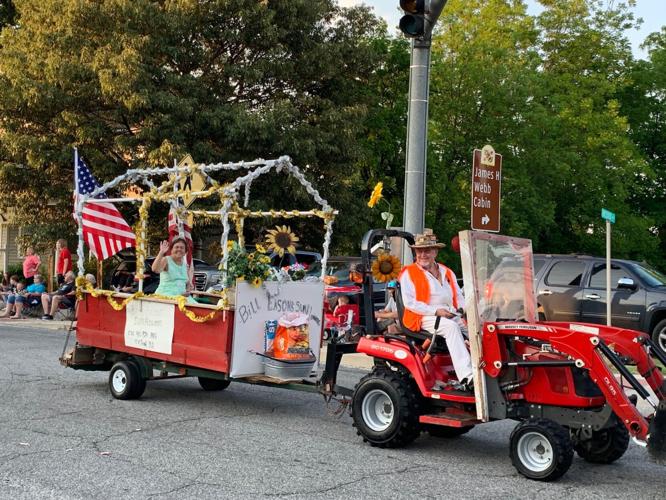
[648,400,666,465]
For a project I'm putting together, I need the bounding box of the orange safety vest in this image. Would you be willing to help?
[399,263,459,331]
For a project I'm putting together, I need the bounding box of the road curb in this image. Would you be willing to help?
[0,318,71,331]
[320,345,373,371]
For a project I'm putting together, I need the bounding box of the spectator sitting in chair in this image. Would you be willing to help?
[0,275,47,319]
[0,274,19,304]
[0,280,26,318]
[374,280,399,334]
[41,271,76,320]
[1,271,11,292]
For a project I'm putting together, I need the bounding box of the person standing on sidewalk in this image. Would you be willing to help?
[22,246,41,286]
[55,239,72,286]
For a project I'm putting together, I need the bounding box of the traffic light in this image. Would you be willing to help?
[399,0,426,38]
[399,0,447,39]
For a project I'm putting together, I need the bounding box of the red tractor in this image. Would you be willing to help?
[348,229,666,481]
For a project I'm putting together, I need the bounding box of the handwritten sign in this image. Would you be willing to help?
[230,281,325,378]
[124,300,175,354]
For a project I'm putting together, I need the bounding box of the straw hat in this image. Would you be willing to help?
[409,228,446,249]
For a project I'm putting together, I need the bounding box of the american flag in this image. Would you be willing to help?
[75,153,136,259]
[168,206,193,267]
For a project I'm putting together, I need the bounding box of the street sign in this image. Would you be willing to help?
[471,145,502,232]
[601,208,616,224]
[171,155,206,208]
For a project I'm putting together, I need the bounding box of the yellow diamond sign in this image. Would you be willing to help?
[171,155,206,208]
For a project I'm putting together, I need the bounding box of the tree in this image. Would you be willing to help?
[0,0,389,253]
[424,0,658,265]
[618,28,666,268]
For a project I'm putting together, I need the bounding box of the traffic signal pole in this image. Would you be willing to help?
[402,37,432,250]
[399,0,447,261]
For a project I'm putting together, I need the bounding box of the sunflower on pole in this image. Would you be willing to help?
[367,182,394,229]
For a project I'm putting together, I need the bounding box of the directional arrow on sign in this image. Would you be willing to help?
[482,214,490,225]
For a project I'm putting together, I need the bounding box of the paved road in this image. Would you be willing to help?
[0,323,664,499]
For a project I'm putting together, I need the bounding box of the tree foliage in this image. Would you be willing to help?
[0,0,665,269]
[424,0,662,267]
[0,0,389,252]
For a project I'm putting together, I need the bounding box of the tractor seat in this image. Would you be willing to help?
[393,282,449,354]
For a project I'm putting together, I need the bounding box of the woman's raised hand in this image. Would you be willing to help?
[158,240,170,255]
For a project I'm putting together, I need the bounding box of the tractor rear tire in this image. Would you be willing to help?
[352,370,421,448]
[425,424,474,438]
[574,417,629,464]
[198,377,231,391]
[109,360,146,400]
[510,418,573,481]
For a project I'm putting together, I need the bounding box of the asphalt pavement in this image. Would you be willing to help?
[0,322,664,499]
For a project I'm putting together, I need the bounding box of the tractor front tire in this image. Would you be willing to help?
[352,370,421,448]
[425,424,474,438]
[198,377,231,391]
[574,418,629,464]
[109,360,146,400]
[510,418,573,481]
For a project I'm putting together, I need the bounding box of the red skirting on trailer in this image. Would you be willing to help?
[76,293,234,374]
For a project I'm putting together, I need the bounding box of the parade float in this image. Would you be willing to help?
[62,158,666,482]
[65,155,339,385]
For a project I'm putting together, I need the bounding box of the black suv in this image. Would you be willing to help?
[533,254,666,355]
[105,251,220,293]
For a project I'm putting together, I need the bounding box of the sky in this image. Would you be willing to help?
[338,0,664,59]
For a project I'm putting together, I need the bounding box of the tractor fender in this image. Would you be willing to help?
[356,336,431,396]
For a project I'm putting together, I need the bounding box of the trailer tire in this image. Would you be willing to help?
[352,370,421,448]
[510,418,573,481]
[109,361,145,400]
[198,377,231,391]
[574,417,629,464]
[425,424,474,438]
[651,319,666,357]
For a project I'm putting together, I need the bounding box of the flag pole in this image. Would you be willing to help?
[74,148,85,278]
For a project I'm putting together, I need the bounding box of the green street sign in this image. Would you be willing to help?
[601,208,616,223]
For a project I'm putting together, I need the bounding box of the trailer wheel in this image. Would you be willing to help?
[109,361,145,400]
[574,417,629,464]
[651,319,666,357]
[198,377,231,391]
[352,370,421,448]
[425,424,474,438]
[510,419,573,481]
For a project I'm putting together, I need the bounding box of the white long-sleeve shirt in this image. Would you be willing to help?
[399,264,465,316]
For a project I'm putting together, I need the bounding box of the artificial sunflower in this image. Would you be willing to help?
[252,277,262,287]
[265,225,299,257]
[371,252,401,283]
[367,182,383,208]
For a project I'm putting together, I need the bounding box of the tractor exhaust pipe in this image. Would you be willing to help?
[648,401,666,465]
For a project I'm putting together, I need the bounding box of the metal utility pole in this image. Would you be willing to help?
[399,0,447,261]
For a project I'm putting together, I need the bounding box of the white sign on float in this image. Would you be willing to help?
[124,300,175,354]
[230,281,325,378]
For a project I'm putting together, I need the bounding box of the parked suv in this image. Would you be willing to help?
[533,254,666,355]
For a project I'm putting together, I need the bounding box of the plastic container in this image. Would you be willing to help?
[273,312,311,360]
[259,352,316,380]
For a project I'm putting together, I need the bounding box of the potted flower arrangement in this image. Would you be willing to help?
[282,263,307,281]
[224,242,272,288]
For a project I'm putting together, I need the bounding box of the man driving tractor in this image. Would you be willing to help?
[399,229,474,391]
